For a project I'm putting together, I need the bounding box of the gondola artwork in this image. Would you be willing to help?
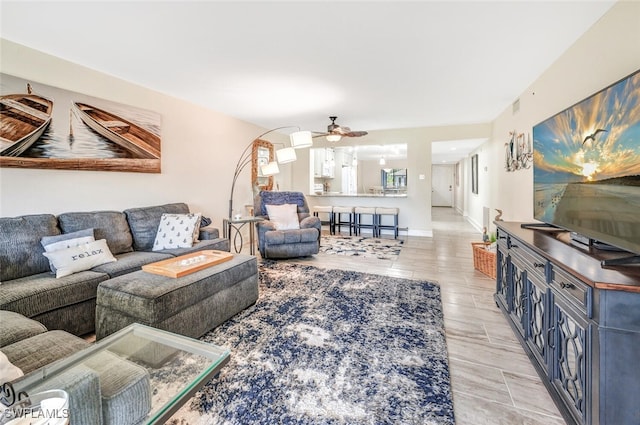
[0,73,161,173]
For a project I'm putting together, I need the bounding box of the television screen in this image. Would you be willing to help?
[533,69,640,255]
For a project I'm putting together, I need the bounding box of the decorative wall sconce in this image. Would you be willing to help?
[505,130,532,172]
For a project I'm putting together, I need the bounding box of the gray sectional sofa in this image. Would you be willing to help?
[0,202,229,336]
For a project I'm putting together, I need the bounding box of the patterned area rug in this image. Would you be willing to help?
[319,235,404,259]
[169,261,455,425]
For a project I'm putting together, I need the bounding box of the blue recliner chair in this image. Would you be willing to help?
[254,191,321,259]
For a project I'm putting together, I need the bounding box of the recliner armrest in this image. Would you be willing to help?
[300,216,321,230]
[256,220,277,231]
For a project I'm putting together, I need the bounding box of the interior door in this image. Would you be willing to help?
[432,164,454,206]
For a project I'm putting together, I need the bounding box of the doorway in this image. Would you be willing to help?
[432,164,454,207]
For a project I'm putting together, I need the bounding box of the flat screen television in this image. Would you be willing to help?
[532,68,640,256]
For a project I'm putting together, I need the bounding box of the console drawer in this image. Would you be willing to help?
[509,240,547,284]
[551,266,593,318]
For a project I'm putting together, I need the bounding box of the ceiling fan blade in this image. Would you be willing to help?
[345,131,368,137]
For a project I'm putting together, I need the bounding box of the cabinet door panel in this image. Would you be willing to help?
[526,274,550,375]
[509,256,527,338]
[553,296,590,425]
[495,246,509,310]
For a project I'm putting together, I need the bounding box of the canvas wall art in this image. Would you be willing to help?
[0,73,161,173]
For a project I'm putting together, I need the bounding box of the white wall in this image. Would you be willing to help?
[0,39,280,232]
[0,36,489,239]
[472,1,640,234]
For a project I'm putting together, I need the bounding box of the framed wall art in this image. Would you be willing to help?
[0,73,161,173]
[471,154,479,194]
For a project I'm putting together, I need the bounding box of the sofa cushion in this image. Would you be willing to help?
[92,251,173,278]
[124,203,191,251]
[0,310,47,348]
[3,330,90,374]
[85,351,151,425]
[32,366,102,425]
[0,214,60,282]
[0,271,109,319]
[44,239,117,278]
[264,228,319,245]
[0,350,23,382]
[58,211,133,255]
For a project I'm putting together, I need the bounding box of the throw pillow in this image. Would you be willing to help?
[41,228,95,250]
[41,228,96,273]
[42,235,96,273]
[43,239,117,278]
[152,213,202,251]
[265,203,300,230]
[0,350,23,382]
[191,212,203,243]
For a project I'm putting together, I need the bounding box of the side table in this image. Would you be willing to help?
[223,216,264,255]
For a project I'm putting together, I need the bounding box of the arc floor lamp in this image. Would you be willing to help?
[228,126,312,219]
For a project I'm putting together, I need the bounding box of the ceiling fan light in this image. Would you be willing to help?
[326,134,342,142]
[290,130,313,149]
[276,147,297,164]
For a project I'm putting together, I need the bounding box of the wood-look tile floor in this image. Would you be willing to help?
[263,207,566,425]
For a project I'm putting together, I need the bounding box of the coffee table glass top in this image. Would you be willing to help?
[13,324,230,425]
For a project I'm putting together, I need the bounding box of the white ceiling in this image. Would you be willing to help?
[0,1,614,163]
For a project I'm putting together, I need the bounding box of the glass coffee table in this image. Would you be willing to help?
[9,323,230,425]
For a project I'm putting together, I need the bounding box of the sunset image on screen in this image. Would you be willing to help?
[533,70,640,252]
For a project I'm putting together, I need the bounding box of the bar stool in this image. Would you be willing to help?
[332,206,355,235]
[312,206,333,232]
[376,207,399,239]
[354,206,377,237]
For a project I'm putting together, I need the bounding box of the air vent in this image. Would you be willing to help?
[512,98,520,114]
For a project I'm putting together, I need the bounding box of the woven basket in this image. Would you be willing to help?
[471,242,496,279]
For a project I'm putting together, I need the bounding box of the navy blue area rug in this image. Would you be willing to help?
[169,261,455,425]
[318,235,404,259]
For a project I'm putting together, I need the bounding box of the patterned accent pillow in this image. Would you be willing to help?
[152,213,202,251]
[43,239,117,278]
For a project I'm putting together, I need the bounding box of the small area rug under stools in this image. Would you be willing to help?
[319,235,404,259]
[169,261,455,425]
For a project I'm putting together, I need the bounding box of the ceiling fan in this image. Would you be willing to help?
[313,116,368,142]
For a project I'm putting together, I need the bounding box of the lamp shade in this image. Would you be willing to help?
[261,161,280,176]
[290,131,313,149]
[379,157,386,165]
[326,134,342,142]
[276,147,297,164]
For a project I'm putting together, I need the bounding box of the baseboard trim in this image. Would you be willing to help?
[408,229,433,237]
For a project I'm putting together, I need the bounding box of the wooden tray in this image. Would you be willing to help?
[142,250,234,278]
